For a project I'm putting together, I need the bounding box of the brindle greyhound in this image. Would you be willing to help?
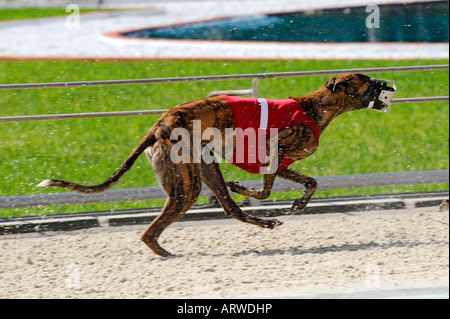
[38,73,396,257]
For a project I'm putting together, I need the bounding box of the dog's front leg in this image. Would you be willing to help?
[227,134,283,200]
[276,168,318,213]
[226,173,277,200]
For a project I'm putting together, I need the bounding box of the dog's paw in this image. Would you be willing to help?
[265,218,283,229]
[289,200,308,214]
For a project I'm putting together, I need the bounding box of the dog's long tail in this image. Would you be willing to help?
[37,130,157,195]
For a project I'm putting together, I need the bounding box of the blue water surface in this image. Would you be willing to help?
[123,2,449,43]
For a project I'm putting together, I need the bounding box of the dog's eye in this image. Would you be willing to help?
[336,81,350,89]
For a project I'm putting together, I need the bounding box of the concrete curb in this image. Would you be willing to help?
[0,191,447,235]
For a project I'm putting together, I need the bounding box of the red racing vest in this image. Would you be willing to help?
[221,95,320,174]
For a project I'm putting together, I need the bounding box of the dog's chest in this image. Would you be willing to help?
[219,95,320,174]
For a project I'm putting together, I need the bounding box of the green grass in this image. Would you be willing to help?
[0,59,448,217]
[0,7,98,22]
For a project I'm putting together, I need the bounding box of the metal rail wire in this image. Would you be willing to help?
[0,96,448,123]
[0,109,165,123]
[0,64,448,91]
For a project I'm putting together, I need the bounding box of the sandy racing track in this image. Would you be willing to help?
[0,206,448,299]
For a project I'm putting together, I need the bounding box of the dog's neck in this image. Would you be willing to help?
[293,88,351,133]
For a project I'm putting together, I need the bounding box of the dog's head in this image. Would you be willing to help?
[325,73,396,113]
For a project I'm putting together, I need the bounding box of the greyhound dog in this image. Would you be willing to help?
[38,73,396,257]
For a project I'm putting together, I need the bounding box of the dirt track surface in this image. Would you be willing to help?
[0,207,448,298]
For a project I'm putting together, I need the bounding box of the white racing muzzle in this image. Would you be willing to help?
[362,78,397,113]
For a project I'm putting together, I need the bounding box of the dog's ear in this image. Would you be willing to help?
[325,77,337,92]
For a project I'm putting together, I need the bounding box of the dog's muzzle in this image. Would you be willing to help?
[362,78,397,113]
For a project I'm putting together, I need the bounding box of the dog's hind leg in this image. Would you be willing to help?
[276,168,318,213]
[141,140,202,257]
[200,159,282,229]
